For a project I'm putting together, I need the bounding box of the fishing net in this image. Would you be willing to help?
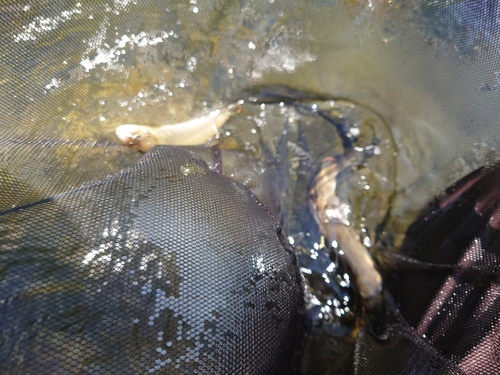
[2,0,500,374]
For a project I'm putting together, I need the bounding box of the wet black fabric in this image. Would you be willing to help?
[370,165,500,374]
[352,294,464,375]
[0,146,303,374]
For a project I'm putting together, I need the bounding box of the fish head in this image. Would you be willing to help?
[115,124,158,153]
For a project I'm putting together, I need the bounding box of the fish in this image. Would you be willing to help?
[308,150,383,307]
[115,102,242,152]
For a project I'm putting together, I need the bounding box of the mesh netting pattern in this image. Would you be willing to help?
[363,164,500,375]
[0,146,302,374]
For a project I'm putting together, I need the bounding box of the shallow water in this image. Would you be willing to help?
[4,0,499,224]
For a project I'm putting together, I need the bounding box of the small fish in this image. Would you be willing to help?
[309,150,382,305]
[115,102,242,152]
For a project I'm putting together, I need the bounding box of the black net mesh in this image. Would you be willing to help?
[3,0,500,374]
[0,145,302,373]
[390,164,500,374]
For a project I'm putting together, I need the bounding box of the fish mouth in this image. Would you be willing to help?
[115,124,144,143]
[115,124,157,152]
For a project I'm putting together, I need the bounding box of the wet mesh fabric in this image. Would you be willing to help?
[355,164,500,375]
[392,164,500,374]
[0,146,302,374]
[352,294,464,375]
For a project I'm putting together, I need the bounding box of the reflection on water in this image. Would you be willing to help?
[4,0,495,206]
[4,0,319,149]
[13,3,83,43]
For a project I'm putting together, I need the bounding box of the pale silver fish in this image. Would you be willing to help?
[309,151,383,304]
[115,102,242,152]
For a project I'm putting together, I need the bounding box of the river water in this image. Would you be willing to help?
[4,0,498,231]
